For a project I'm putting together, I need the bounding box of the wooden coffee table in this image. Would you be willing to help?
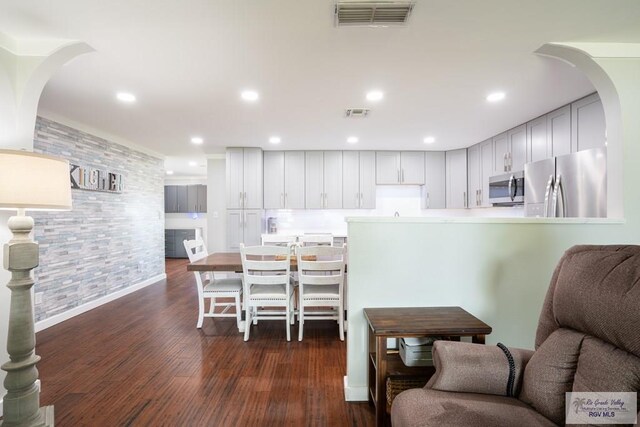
[363,306,492,427]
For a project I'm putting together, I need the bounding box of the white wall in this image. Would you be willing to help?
[207,159,227,252]
[344,49,640,401]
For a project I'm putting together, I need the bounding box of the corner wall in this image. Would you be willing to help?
[32,116,166,322]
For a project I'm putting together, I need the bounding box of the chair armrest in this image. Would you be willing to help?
[426,341,534,397]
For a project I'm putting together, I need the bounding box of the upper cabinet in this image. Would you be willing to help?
[164,185,206,213]
[571,93,606,152]
[226,148,263,209]
[343,151,376,209]
[284,151,306,209]
[547,105,571,157]
[466,139,493,208]
[263,151,306,209]
[423,151,446,209]
[527,115,549,163]
[479,139,493,207]
[494,126,526,173]
[263,151,285,209]
[375,151,425,185]
[493,132,509,174]
[446,149,468,209]
[305,151,343,209]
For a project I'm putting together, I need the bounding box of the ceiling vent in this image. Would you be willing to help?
[345,108,370,118]
[335,1,415,27]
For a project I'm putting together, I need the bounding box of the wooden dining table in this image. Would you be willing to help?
[187,252,348,273]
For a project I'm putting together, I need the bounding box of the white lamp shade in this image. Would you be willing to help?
[0,150,72,211]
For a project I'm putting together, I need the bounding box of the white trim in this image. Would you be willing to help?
[36,111,166,160]
[343,376,368,402]
[35,274,166,333]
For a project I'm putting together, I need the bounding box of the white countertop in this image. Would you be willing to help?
[262,230,348,238]
[345,216,625,225]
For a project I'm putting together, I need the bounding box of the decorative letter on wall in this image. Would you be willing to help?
[70,164,124,193]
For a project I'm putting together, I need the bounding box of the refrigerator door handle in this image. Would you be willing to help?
[552,174,562,218]
[543,174,554,217]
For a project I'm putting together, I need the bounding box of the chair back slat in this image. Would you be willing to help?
[298,274,343,286]
[241,244,291,288]
[296,244,345,288]
[243,259,290,271]
[298,260,344,271]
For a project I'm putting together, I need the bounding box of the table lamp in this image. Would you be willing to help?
[0,150,72,427]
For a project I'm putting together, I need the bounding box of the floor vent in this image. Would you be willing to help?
[344,108,370,118]
[335,1,415,27]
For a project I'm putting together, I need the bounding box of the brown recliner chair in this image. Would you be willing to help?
[391,245,640,427]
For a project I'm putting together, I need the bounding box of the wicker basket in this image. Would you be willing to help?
[386,377,429,407]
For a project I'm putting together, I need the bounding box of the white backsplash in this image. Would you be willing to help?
[265,186,524,235]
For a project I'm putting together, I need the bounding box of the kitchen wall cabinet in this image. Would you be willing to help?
[527,116,549,163]
[226,209,262,251]
[343,151,376,209]
[571,93,606,152]
[493,126,526,173]
[493,132,509,174]
[375,151,425,185]
[479,139,493,207]
[226,147,263,209]
[285,151,306,209]
[305,151,343,209]
[446,149,467,209]
[263,151,285,209]
[263,151,305,209]
[423,151,445,209]
[164,185,206,213]
[467,144,480,207]
[547,105,571,157]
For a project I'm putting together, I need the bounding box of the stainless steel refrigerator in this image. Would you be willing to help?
[524,147,607,218]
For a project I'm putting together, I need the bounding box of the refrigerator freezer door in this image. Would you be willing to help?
[525,158,555,217]
[555,147,607,218]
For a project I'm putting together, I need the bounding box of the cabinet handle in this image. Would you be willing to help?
[281,193,284,208]
[320,192,323,208]
[355,193,359,207]
[360,192,363,208]
[426,192,430,209]
[479,189,482,206]
[239,191,243,208]
[463,192,467,208]
[285,192,288,207]
[244,192,247,207]
[401,169,405,183]
[397,169,400,183]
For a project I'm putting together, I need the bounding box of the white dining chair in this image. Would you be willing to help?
[261,234,298,247]
[295,244,346,341]
[184,239,243,330]
[240,244,295,341]
[298,234,334,247]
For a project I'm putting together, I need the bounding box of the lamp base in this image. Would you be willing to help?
[0,406,54,427]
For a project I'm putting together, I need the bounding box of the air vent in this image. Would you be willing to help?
[335,1,415,27]
[345,108,370,118]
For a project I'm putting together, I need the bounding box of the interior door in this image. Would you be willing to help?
[342,151,360,209]
[400,152,425,185]
[323,151,343,208]
[305,151,324,208]
[284,151,305,208]
[376,151,400,184]
[359,151,376,209]
[263,151,285,209]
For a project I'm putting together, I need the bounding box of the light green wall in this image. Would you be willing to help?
[345,53,640,399]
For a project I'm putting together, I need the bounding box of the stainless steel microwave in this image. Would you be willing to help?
[489,171,524,205]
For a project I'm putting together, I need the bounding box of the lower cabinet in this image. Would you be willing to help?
[165,229,196,258]
[226,210,263,251]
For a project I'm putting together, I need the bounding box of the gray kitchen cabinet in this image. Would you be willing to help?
[342,151,376,209]
[226,147,263,209]
[508,124,527,172]
[305,151,342,209]
[226,209,262,251]
[176,186,188,213]
[423,151,445,209]
[164,185,206,213]
[164,185,177,213]
[547,105,571,157]
[479,139,493,207]
[285,151,305,209]
[527,115,549,163]
[467,144,480,207]
[187,185,198,212]
[197,185,207,212]
[376,151,424,184]
[493,132,509,174]
[164,229,196,258]
[571,93,606,152]
[263,151,285,209]
[446,149,468,209]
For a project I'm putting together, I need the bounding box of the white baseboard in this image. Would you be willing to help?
[343,376,369,402]
[34,274,166,333]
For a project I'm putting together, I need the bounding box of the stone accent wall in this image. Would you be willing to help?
[32,117,165,322]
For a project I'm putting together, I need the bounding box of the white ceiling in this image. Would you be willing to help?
[2,1,640,176]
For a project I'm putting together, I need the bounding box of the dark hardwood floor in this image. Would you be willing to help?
[36,258,374,426]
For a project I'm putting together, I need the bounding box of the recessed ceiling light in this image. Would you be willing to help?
[241,90,259,102]
[116,92,136,103]
[424,136,436,144]
[347,136,359,144]
[188,161,197,167]
[486,92,506,102]
[191,136,204,145]
[269,136,281,144]
[166,170,174,175]
[366,90,384,102]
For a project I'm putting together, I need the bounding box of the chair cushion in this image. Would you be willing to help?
[391,388,557,427]
[519,328,585,425]
[203,278,242,292]
[301,284,340,298]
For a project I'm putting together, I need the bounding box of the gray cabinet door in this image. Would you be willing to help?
[164,229,176,258]
[479,139,493,207]
[243,210,263,247]
[359,151,376,209]
[243,148,263,209]
[176,186,188,213]
[527,115,549,163]
[226,148,244,209]
[187,185,198,212]
[548,105,571,157]
[493,132,509,174]
[400,152,425,185]
[376,151,401,184]
[263,151,285,209]
[197,185,207,213]
[323,151,343,209]
[571,93,606,152]
[446,149,468,209]
[284,151,305,209]
[342,151,360,209]
[164,186,177,213]
[467,144,480,207]
[305,151,324,209]
[226,210,243,251]
[424,151,445,209]
[508,124,527,172]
